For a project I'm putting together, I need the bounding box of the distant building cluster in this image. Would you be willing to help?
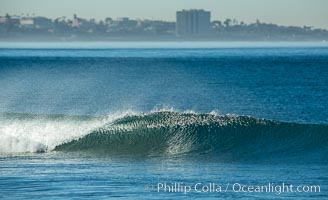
[0,10,328,41]
[176,9,211,37]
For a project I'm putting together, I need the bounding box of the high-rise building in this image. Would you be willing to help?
[72,14,79,28]
[176,9,211,37]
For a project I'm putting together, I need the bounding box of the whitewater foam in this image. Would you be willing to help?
[0,111,135,153]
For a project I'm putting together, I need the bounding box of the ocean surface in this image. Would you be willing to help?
[0,42,327,199]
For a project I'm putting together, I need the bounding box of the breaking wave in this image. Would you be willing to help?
[1,111,327,162]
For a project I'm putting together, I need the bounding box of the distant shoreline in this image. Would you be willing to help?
[0,37,327,43]
[2,15,328,42]
[1,41,328,50]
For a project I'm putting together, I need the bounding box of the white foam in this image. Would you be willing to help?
[0,134,46,153]
[0,112,135,153]
[209,109,221,116]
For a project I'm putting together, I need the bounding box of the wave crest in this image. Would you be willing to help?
[54,111,328,161]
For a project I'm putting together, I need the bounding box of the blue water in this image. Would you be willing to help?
[0,43,327,199]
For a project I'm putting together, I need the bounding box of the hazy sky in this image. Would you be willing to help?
[1,0,327,29]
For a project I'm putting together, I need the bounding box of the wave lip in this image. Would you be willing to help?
[54,111,328,161]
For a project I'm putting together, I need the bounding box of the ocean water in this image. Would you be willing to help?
[0,43,327,199]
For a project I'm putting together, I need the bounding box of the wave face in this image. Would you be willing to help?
[1,111,327,162]
[53,111,328,162]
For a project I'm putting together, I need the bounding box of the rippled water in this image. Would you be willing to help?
[0,43,327,199]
